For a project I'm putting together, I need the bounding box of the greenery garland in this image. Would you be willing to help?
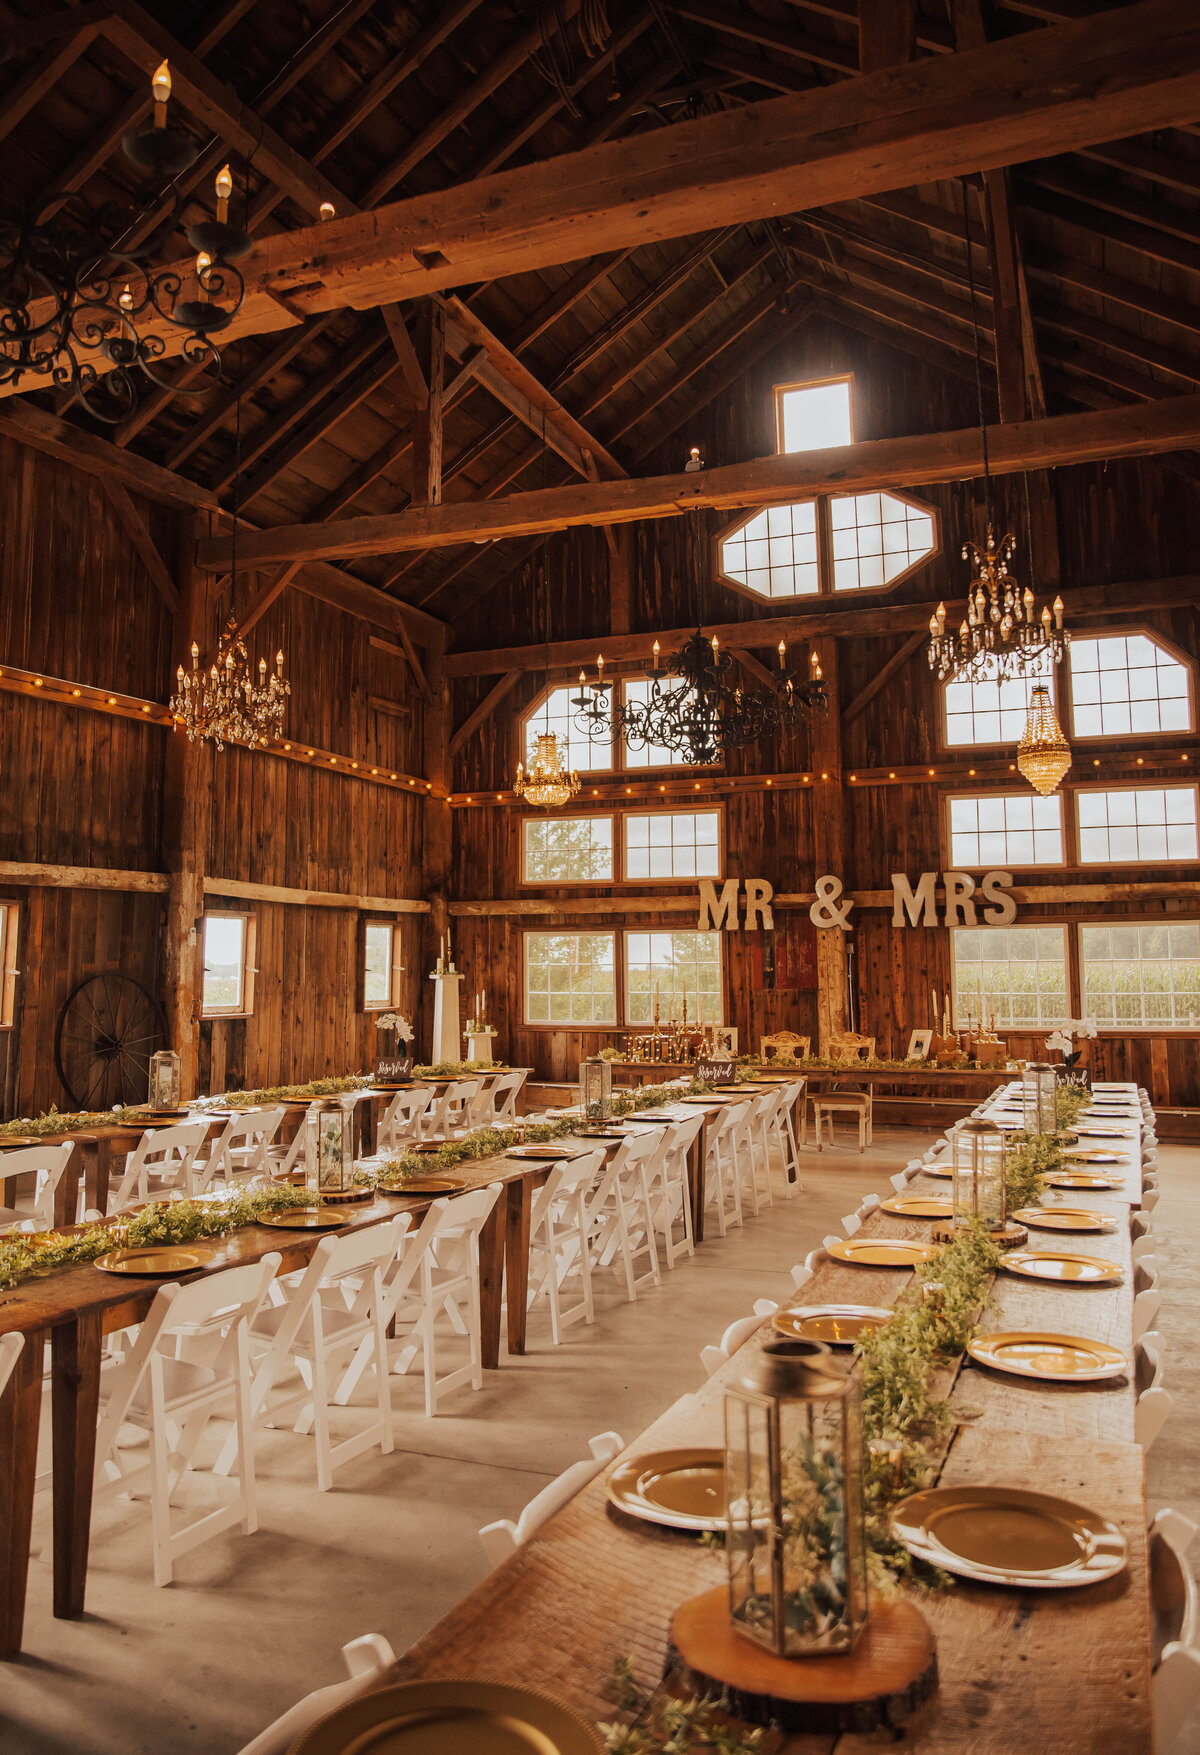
[194,1076,367,1111]
[411,1059,510,1077]
[599,1657,764,1754]
[0,1184,315,1292]
[0,1104,152,1141]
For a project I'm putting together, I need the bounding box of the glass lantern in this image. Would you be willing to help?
[1022,1061,1058,1135]
[579,1056,613,1126]
[725,1338,868,1658]
[951,1118,1007,1233]
[148,1049,182,1110]
[305,1096,357,1200]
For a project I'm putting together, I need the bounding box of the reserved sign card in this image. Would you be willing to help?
[376,1056,414,1080]
[697,1058,736,1083]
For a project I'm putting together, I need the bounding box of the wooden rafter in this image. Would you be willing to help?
[448,672,523,759]
[99,479,178,612]
[841,632,926,723]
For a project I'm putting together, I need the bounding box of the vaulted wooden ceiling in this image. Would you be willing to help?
[3,0,1200,632]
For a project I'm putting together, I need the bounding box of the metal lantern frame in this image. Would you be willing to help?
[579,1055,613,1125]
[724,1339,868,1658]
[950,1118,1008,1232]
[305,1095,357,1199]
[148,1048,182,1110]
[1022,1061,1059,1135]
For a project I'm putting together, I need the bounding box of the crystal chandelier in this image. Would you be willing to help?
[514,731,580,809]
[0,61,252,422]
[927,182,1069,685]
[1017,684,1072,796]
[171,616,289,751]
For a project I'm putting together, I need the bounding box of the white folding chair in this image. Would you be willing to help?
[94,1255,280,1585]
[418,1078,483,1142]
[472,1070,526,1128]
[236,1635,396,1755]
[477,1432,624,1569]
[587,1135,660,1301]
[0,1142,78,1230]
[775,1077,807,1189]
[1135,1332,1172,1450]
[526,1150,605,1343]
[699,1301,777,1378]
[385,1185,503,1416]
[107,1120,212,1213]
[377,1087,433,1154]
[231,1216,410,1490]
[1151,1509,1200,1754]
[195,1108,286,1193]
[651,1113,704,1269]
[790,1262,815,1293]
[703,1100,752,1236]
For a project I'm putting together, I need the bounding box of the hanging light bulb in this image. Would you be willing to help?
[214,163,233,224]
[1017,684,1072,796]
[151,60,172,124]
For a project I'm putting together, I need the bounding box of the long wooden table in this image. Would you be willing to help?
[380,1089,1153,1752]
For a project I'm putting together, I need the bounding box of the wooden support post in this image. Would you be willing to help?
[810,642,847,1055]
[162,513,214,1099]
[410,300,446,508]
[422,628,453,1050]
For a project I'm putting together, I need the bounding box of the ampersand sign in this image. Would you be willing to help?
[810,874,854,930]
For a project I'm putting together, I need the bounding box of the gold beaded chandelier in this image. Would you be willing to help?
[171,615,289,751]
[1017,684,1072,796]
[514,730,580,809]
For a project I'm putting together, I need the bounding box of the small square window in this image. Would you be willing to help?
[775,378,853,453]
[0,902,17,1029]
[363,921,396,1011]
[202,913,254,1016]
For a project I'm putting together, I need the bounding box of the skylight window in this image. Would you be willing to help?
[775,378,852,453]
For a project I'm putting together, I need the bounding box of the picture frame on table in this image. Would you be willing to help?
[712,1026,737,1056]
[906,1028,933,1062]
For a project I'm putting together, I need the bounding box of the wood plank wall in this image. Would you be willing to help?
[0,435,427,1118]
[447,318,1200,1102]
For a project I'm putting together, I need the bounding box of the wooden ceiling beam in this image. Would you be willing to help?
[99,479,179,612]
[859,0,916,71]
[700,44,812,95]
[813,295,982,386]
[198,393,1200,573]
[777,0,954,53]
[448,671,523,759]
[674,0,858,74]
[162,315,338,471]
[236,345,396,508]
[1026,252,1200,345]
[1022,168,1200,275]
[124,3,1200,332]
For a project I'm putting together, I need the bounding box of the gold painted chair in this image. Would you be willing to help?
[759,1031,810,1062]
[828,1032,876,1065]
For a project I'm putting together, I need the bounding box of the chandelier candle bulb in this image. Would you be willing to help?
[319,201,336,221]
[215,164,233,224]
[152,59,172,123]
[1054,596,1065,628]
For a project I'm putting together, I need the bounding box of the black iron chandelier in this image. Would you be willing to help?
[572,502,827,765]
[0,60,255,422]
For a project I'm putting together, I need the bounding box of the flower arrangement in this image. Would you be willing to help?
[375,1013,414,1043]
[1045,1019,1098,1066]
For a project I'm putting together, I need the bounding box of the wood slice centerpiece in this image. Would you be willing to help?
[668,1587,937,1735]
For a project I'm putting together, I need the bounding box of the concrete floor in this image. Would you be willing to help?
[0,1124,1194,1755]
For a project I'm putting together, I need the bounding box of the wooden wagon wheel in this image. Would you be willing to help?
[53,973,167,1111]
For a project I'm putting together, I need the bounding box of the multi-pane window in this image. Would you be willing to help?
[522,815,614,883]
[625,931,723,1026]
[1076,785,1199,864]
[624,810,721,880]
[829,493,937,592]
[1070,633,1192,737]
[524,931,616,1025]
[621,678,695,768]
[775,377,853,453]
[1081,922,1200,1028]
[719,502,820,600]
[947,793,1064,868]
[943,649,1054,747]
[525,685,610,775]
[202,913,253,1016]
[0,901,17,1028]
[363,921,396,1010]
[951,925,1069,1027]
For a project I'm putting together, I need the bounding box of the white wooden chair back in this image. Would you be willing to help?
[700,1301,777,1378]
[197,1107,287,1192]
[379,1087,433,1152]
[1150,1509,1200,1754]
[0,1142,76,1229]
[477,1432,624,1568]
[109,1120,212,1212]
[475,1070,526,1127]
[427,1182,503,1276]
[421,1078,482,1140]
[235,1635,397,1755]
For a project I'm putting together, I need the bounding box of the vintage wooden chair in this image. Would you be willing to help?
[758,1031,810,1062]
[827,1031,876,1064]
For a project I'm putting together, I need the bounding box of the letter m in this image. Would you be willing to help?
[698,878,740,931]
[892,871,938,928]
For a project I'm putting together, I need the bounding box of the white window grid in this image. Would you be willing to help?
[829,493,936,592]
[947,792,1064,869]
[1069,632,1192,738]
[950,925,1069,1028]
[202,914,248,1015]
[1080,921,1200,1028]
[624,810,721,880]
[522,815,615,884]
[525,685,611,775]
[718,502,820,601]
[363,922,394,1010]
[777,378,852,454]
[524,931,617,1026]
[624,930,723,1026]
[1076,785,1199,865]
[943,648,1054,748]
[621,678,698,768]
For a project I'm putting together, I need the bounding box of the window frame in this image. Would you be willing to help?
[938,651,1059,754]
[620,803,725,885]
[714,488,940,607]
[1064,624,1197,745]
[360,917,402,1013]
[519,811,617,887]
[0,901,18,1029]
[1071,779,1200,868]
[521,927,619,1031]
[200,910,256,1019]
[1077,916,1200,1034]
[949,921,1072,1031]
[942,788,1067,873]
[773,373,854,455]
[622,928,726,1028]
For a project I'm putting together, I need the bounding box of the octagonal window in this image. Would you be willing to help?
[829,491,937,591]
[718,501,820,600]
[717,488,937,602]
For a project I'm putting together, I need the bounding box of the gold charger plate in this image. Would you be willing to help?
[919,1164,953,1179]
[378,1176,463,1195]
[773,1304,893,1345]
[890,1485,1127,1588]
[504,1145,580,1160]
[606,1447,725,1532]
[999,1249,1123,1286]
[968,1330,1128,1383]
[1049,1171,1123,1190]
[880,1195,953,1219]
[258,1207,357,1230]
[828,1237,940,1268]
[94,1245,210,1276]
[290,1679,603,1755]
[1066,1149,1128,1165]
[1011,1206,1115,1233]
[1075,1127,1135,1140]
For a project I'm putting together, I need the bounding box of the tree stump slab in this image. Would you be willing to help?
[667,1588,937,1735]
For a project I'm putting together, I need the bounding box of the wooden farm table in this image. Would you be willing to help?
[381,1137,1151,1751]
[0,1146,555,1657]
